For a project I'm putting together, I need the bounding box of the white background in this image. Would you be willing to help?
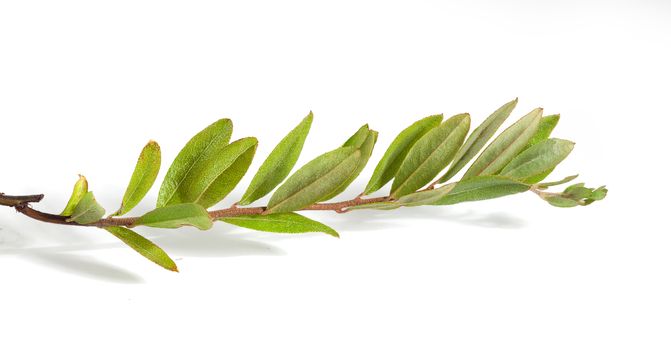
[1,1,669,349]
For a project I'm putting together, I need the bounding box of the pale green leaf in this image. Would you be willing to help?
[112,141,161,216]
[60,175,88,216]
[500,138,574,182]
[539,183,607,207]
[526,114,560,149]
[319,128,378,201]
[431,176,530,205]
[239,113,313,205]
[394,183,457,207]
[265,146,362,214]
[66,191,105,224]
[364,114,442,194]
[438,98,518,183]
[157,119,233,207]
[346,201,402,211]
[537,174,579,189]
[221,212,339,237]
[177,137,258,208]
[462,108,542,179]
[133,203,212,230]
[342,124,371,147]
[390,113,470,198]
[105,226,178,272]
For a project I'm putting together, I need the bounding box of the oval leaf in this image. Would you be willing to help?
[319,128,378,201]
[112,141,161,216]
[431,176,530,205]
[500,138,574,182]
[537,174,579,189]
[66,191,105,224]
[221,212,339,237]
[438,98,518,183]
[133,203,212,230]
[239,113,313,205]
[265,146,362,214]
[364,114,442,194]
[178,137,258,208]
[105,226,178,272]
[462,108,543,179]
[526,114,560,149]
[157,118,233,207]
[390,113,470,198]
[60,175,88,216]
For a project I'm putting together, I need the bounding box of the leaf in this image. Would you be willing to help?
[540,183,608,208]
[265,146,362,214]
[177,137,258,208]
[394,182,457,207]
[318,128,378,201]
[364,114,442,194]
[104,226,178,272]
[133,203,212,230]
[342,124,371,147]
[66,192,105,224]
[462,108,543,179]
[390,113,470,198]
[431,176,530,205]
[112,141,161,216]
[346,201,402,211]
[437,98,518,183]
[239,113,313,205]
[157,118,233,207]
[221,212,339,238]
[60,175,88,216]
[526,114,560,149]
[537,174,579,189]
[500,138,575,182]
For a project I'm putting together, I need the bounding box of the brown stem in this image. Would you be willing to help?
[1,192,391,229]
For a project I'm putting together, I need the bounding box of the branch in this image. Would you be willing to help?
[1,191,391,228]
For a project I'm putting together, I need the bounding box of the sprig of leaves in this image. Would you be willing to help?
[8,99,606,272]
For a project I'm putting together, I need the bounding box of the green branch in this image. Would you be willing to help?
[0,99,607,272]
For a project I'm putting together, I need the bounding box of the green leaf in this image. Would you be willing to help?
[431,176,530,205]
[104,226,178,272]
[346,201,402,211]
[394,182,458,207]
[239,113,313,205]
[500,138,575,182]
[537,174,579,189]
[342,124,372,147]
[526,114,560,149]
[522,167,554,184]
[438,98,518,183]
[364,114,442,194]
[60,175,88,216]
[66,191,105,224]
[539,183,608,208]
[221,212,339,237]
[133,203,212,230]
[266,146,362,214]
[462,108,543,179]
[177,137,258,208]
[157,118,233,207]
[319,127,378,201]
[390,113,470,198]
[112,141,161,216]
